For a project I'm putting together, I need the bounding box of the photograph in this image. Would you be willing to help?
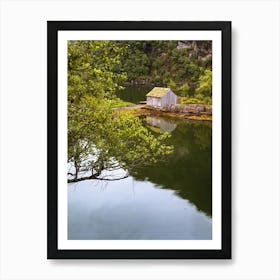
[67,39,213,241]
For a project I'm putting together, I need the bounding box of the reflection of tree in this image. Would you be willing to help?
[193,122,212,151]
[131,120,212,216]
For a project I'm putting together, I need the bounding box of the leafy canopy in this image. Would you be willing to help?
[68,41,173,182]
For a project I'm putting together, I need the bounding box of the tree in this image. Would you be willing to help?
[68,40,126,102]
[195,69,212,97]
[113,41,151,81]
[68,41,173,182]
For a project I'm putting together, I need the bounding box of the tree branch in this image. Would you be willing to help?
[68,173,129,183]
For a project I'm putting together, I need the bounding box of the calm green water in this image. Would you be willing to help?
[134,116,212,216]
[116,85,153,103]
[68,86,212,240]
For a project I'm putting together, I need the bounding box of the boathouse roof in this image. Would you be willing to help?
[146,87,171,98]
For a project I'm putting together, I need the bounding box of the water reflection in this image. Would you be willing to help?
[133,116,212,216]
[146,116,177,133]
[68,177,211,240]
[68,115,212,240]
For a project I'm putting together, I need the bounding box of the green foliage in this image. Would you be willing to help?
[167,79,177,90]
[179,93,212,105]
[112,40,212,102]
[68,96,173,179]
[107,98,134,108]
[177,83,190,97]
[203,96,212,105]
[68,41,126,102]
[179,97,204,105]
[195,69,212,97]
[68,41,174,181]
[113,41,151,81]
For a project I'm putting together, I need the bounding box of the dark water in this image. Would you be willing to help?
[116,85,153,103]
[134,116,212,217]
[68,86,212,240]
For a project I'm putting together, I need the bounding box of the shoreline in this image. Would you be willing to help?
[115,105,212,121]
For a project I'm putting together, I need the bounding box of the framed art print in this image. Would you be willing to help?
[47,21,231,259]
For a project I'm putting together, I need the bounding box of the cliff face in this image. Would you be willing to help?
[177,41,212,61]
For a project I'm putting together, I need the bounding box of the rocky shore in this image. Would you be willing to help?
[143,104,212,120]
[158,104,212,115]
[116,104,212,121]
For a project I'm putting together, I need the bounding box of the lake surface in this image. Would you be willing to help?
[116,85,153,103]
[68,86,212,240]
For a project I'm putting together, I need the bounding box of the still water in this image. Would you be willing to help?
[116,85,153,103]
[68,87,212,240]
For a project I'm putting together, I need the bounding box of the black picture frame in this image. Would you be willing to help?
[47,21,231,259]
